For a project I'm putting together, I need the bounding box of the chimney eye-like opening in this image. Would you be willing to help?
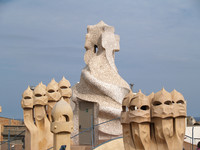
[153,101,162,106]
[177,100,184,104]
[164,100,172,105]
[129,105,137,111]
[60,86,68,89]
[64,115,69,122]
[24,96,31,100]
[48,89,55,93]
[141,105,149,110]
[94,45,98,53]
[35,94,42,97]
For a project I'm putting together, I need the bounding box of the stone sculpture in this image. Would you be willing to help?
[130,90,151,150]
[151,88,174,150]
[32,83,53,150]
[21,77,72,150]
[21,86,37,150]
[58,77,72,104]
[51,98,73,150]
[72,21,130,141]
[121,92,135,150]
[121,88,187,150]
[171,89,187,150]
[47,79,61,122]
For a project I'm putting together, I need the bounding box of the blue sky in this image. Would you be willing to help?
[0,0,200,118]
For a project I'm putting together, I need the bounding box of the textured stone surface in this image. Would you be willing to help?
[94,138,124,150]
[59,77,72,104]
[121,89,187,150]
[72,21,130,142]
[47,79,61,122]
[51,98,73,150]
[21,77,72,150]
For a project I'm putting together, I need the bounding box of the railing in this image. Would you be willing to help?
[1,119,200,150]
[184,126,200,150]
[0,130,25,150]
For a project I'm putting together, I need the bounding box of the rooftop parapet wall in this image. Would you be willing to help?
[0,117,23,142]
[0,117,23,126]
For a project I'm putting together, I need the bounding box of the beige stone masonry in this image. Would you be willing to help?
[121,88,187,150]
[21,77,72,150]
[59,77,72,104]
[73,21,130,142]
[51,98,73,150]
